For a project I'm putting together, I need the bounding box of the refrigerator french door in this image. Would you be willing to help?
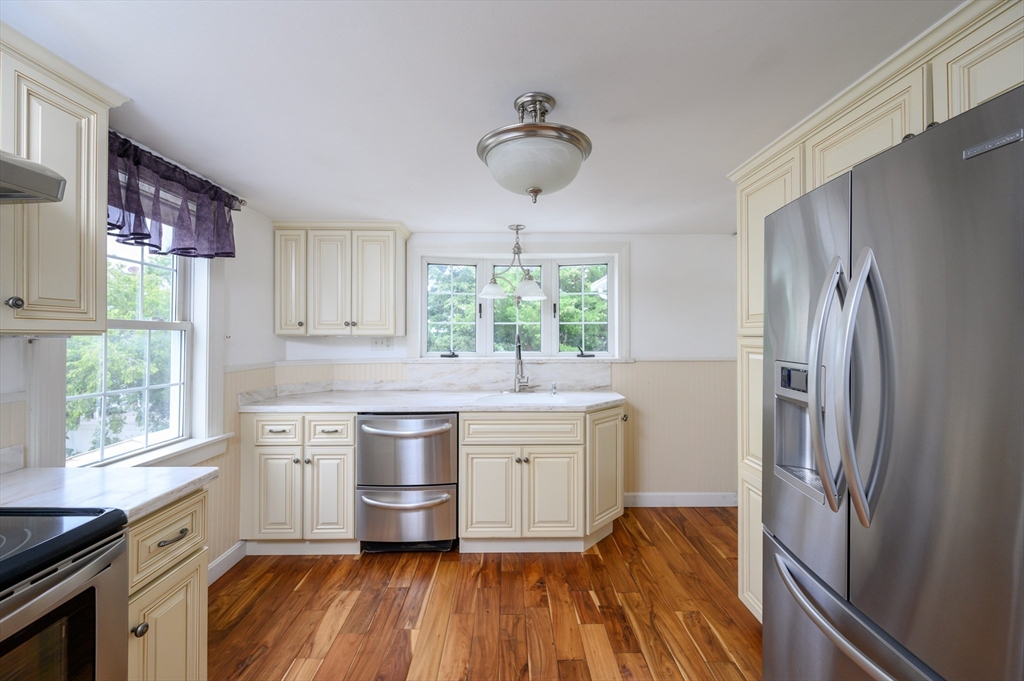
[763,86,1023,681]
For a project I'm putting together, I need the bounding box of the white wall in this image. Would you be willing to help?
[0,338,26,396]
[283,232,736,362]
[223,207,286,369]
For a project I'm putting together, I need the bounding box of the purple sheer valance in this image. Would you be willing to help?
[107,131,243,258]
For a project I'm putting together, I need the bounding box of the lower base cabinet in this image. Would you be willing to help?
[128,549,209,681]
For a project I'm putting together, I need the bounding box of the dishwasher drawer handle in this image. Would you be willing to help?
[157,528,189,548]
[360,422,453,438]
[361,493,452,510]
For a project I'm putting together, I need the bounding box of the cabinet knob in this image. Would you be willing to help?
[351,321,357,327]
[622,414,628,422]
[3,297,25,309]
[132,622,149,638]
[304,457,311,464]
[298,321,304,327]
[523,457,530,463]
[515,457,522,464]
[344,321,350,326]
[292,457,300,464]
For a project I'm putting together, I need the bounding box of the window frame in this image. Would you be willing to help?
[414,242,628,359]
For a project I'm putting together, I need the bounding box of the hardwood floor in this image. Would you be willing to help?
[208,508,762,680]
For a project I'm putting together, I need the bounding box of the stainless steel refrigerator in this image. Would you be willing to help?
[762,85,1023,681]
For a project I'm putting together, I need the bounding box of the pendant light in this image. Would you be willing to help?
[477,93,592,203]
[478,225,547,304]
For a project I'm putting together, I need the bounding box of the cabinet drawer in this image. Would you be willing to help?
[253,415,303,444]
[305,414,355,445]
[460,413,584,445]
[128,492,207,594]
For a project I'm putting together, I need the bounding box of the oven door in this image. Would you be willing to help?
[0,535,127,681]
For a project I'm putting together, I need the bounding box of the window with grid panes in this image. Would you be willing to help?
[558,264,609,353]
[492,265,543,352]
[426,264,478,354]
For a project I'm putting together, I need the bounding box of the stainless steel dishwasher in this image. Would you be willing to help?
[355,413,457,551]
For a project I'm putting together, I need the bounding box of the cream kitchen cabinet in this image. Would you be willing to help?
[461,444,584,538]
[240,413,355,541]
[585,406,625,534]
[273,222,407,337]
[0,26,126,335]
[127,491,209,681]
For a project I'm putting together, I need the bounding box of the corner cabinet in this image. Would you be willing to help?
[0,27,127,335]
[240,413,355,542]
[728,0,1023,622]
[273,222,408,337]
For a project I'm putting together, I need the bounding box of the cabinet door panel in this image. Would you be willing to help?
[128,548,208,681]
[586,408,624,534]
[0,55,105,333]
[256,448,302,539]
[274,230,306,335]
[807,67,928,189]
[460,446,520,537]
[738,338,764,472]
[352,231,395,335]
[738,469,763,622]
[523,446,583,537]
[306,447,354,539]
[308,231,351,335]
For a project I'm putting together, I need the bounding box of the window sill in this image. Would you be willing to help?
[410,356,636,364]
[74,434,232,469]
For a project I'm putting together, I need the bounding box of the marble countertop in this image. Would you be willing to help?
[0,467,218,522]
[238,390,626,413]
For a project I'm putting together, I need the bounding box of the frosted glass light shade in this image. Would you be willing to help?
[485,137,584,197]
[514,276,546,300]
[479,279,507,299]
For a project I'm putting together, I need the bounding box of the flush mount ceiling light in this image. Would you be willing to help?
[478,224,547,304]
[477,93,593,203]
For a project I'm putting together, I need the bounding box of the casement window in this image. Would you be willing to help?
[423,257,618,357]
[65,238,191,464]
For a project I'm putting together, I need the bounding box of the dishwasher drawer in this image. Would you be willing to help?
[356,485,457,542]
[357,414,457,486]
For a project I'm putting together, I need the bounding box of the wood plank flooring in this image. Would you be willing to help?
[208,508,762,680]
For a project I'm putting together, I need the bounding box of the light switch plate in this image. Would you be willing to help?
[371,337,393,351]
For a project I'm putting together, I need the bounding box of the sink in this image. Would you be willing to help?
[476,393,567,405]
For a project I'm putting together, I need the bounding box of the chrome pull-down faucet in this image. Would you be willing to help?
[513,332,530,392]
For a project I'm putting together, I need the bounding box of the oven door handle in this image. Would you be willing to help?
[360,423,453,438]
[360,493,452,510]
[0,536,126,637]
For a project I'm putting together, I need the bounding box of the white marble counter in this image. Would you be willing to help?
[238,390,626,413]
[0,467,218,522]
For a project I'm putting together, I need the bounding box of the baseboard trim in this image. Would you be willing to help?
[246,539,361,556]
[625,492,737,507]
[208,541,246,583]
[459,523,613,554]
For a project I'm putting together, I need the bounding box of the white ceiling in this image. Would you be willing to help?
[2,1,960,235]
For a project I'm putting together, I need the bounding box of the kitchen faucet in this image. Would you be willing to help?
[513,332,530,392]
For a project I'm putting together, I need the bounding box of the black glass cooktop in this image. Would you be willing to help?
[0,508,127,592]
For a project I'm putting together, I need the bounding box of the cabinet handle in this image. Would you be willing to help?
[344,321,351,326]
[516,457,522,464]
[157,528,189,548]
[304,458,311,464]
[298,321,304,327]
[3,297,25,309]
[320,428,340,433]
[292,457,300,464]
[622,414,628,422]
[132,622,149,638]
[523,457,530,463]
[267,428,289,433]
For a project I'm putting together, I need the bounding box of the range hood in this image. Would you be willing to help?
[0,150,66,203]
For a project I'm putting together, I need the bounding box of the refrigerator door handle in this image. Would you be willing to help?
[836,246,896,528]
[807,256,849,512]
[775,553,896,681]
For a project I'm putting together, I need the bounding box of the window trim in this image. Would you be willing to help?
[410,240,630,360]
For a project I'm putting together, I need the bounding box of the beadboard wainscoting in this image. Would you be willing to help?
[0,398,26,473]
[202,359,737,577]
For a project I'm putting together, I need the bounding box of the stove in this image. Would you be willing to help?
[0,508,127,593]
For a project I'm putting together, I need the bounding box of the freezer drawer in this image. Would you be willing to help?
[357,414,457,486]
[356,485,457,543]
[763,532,936,681]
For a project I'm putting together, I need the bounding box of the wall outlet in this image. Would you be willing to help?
[371,337,393,351]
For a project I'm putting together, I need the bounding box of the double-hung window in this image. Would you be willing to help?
[423,256,618,357]
[65,238,191,464]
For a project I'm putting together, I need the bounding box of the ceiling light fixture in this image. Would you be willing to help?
[478,224,547,304]
[477,92,593,203]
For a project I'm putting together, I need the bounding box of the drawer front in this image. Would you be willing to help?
[254,415,303,445]
[460,412,584,445]
[356,484,457,542]
[305,414,355,445]
[128,491,207,593]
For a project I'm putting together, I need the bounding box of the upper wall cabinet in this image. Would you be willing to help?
[931,2,1024,122]
[273,222,407,337]
[735,146,802,336]
[0,27,127,335]
[806,66,929,190]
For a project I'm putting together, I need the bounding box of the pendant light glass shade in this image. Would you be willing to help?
[479,278,507,299]
[513,275,546,300]
[484,137,584,199]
